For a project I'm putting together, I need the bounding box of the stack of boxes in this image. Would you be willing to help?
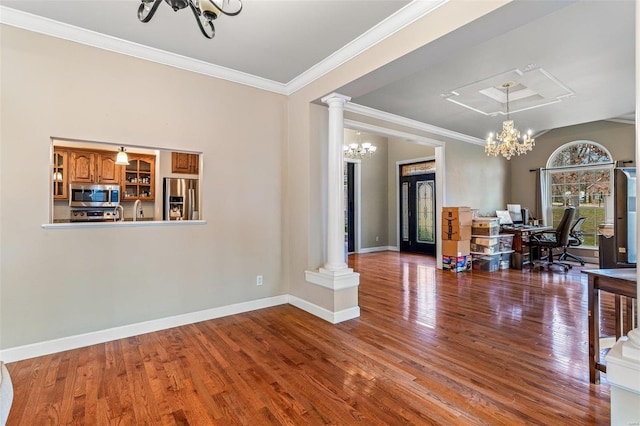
[441,207,472,272]
[471,217,510,271]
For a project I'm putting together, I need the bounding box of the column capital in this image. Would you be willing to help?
[321,92,351,106]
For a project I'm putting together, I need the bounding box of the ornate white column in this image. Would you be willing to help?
[304,93,360,323]
[320,93,352,275]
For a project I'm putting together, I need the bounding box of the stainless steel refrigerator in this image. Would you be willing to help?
[163,178,199,221]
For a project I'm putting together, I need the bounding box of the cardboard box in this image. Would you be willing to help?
[442,224,471,240]
[442,255,472,273]
[442,207,472,226]
[472,218,501,227]
[470,242,500,254]
[472,237,499,247]
[442,239,471,256]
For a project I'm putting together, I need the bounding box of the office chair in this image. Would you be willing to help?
[558,216,587,265]
[530,206,576,272]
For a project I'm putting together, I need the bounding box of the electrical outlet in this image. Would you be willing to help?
[256,275,263,286]
[376,236,379,241]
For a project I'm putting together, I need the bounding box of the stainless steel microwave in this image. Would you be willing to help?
[69,183,121,207]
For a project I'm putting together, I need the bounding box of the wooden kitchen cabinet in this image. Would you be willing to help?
[171,152,199,175]
[69,149,121,185]
[52,149,68,199]
[69,150,96,183]
[122,154,155,200]
[96,153,120,184]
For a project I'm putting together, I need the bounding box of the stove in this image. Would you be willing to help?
[70,209,119,222]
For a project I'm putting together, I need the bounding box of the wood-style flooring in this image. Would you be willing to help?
[6,252,615,425]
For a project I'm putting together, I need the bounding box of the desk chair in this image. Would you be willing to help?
[558,216,587,265]
[530,206,576,272]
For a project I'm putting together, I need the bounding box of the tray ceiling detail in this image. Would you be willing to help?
[443,67,575,117]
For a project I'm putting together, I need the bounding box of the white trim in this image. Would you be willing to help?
[0,6,285,94]
[288,296,360,324]
[358,246,396,254]
[344,119,443,147]
[345,103,483,146]
[285,0,448,94]
[546,140,614,169]
[0,1,447,96]
[0,295,288,363]
[605,118,636,125]
[435,146,445,269]
[42,220,207,229]
[304,270,360,291]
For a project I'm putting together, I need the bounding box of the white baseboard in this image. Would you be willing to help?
[0,295,289,363]
[358,246,397,254]
[288,296,360,324]
[0,294,362,363]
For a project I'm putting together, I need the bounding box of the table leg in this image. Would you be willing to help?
[625,296,635,334]
[588,276,600,384]
[615,295,622,340]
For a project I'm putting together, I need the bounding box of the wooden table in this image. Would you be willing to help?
[501,226,553,269]
[582,268,637,384]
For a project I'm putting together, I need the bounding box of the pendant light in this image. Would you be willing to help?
[115,147,130,165]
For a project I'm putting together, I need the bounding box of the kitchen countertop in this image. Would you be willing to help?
[53,218,156,223]
[44,219,206,229]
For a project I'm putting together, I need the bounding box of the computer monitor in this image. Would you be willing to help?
[507,204,523,225]
[496,210,512,225]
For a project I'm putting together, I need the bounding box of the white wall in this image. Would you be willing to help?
[344,130,389,249]
[0,26,287,351]
[443,139,509,215]
[0,0,511,355]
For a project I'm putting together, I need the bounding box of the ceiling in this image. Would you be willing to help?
[0,0,635,142]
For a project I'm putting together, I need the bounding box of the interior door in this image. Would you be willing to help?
[400,165,436,255]
[344,162,355,253]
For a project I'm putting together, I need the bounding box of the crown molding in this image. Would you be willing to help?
[344,119,444,147]
[606,118,636,125]
[0,1,447,96]
[284,0,448,94]
[0,6,287,94]
[345,102,485,146]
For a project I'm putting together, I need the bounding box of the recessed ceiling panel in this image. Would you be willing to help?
[443,67,574,117]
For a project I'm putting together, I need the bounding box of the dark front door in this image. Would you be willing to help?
[399,163,436,255]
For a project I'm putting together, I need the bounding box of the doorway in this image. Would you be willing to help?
[344,161,355,253]
[399,161,436,255]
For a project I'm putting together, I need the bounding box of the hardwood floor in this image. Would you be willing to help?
[7,252,614,425]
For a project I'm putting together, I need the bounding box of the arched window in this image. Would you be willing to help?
[546,141,613,247]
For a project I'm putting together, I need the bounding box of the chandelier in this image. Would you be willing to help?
[485,82,535,160]
[344,132,377,159]
[138,0,243,39]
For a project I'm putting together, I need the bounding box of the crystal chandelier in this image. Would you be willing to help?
[485,83,535,160]
[138,0,243,39]
[344,132,377,159]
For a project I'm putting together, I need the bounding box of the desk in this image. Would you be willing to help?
[582,268,637,384]
[501,226,552,269]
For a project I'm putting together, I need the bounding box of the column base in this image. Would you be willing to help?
[621,329,640,360]
[606,334,640,424]
[305,269,359,290]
